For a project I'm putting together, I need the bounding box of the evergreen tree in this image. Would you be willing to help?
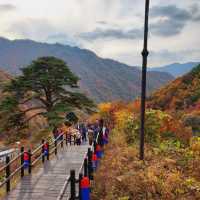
[0,56,94,133]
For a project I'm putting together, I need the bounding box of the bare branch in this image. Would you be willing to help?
[35,97,49,107]
[19,96,34,104]
[22,106,46,113]
[24,112,46,123]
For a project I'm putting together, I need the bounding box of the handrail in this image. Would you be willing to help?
[0,126,99,199]
[57,151,88,200]
[57,146,91,200]
[31,153,44,167]
[49,137,64,155]
[0,164,24,188]
[49,134,64,146]
[6,165,24,184]
[0,131,71,192]
[56,175,70,200]
[78,151,88,175]
[32,143,43,155]
[0,137,49,174]
[0,152,23,174]
[96,132,100,143]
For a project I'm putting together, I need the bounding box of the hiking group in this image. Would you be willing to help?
[52,119,110,146]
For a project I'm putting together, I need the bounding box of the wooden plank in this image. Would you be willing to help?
[3,144,89,200]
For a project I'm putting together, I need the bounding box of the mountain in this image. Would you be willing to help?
[0,37,173,102]
[149,62,200,77]
[148,64,200,111]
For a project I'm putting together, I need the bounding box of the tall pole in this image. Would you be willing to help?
[140,0,150,160]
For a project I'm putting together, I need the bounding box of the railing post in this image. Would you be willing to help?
[65,134,68,146]
[70,170,76,200]
[61,135,64,148]
[79,173,83,200]
[6,156,10,192]
[70,135,72,145]
[46,142,49,160]
[98,129,104,148]
[93,140,97,153]
[74,135,76,145]
[87,148,93,180]
[42,139,45,163]
[84,158,88,177]
[55,140,57,155]
[28,149,32,174]
[20,146,24,178]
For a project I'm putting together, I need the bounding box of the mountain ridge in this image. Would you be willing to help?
[149,62,200,77]
[0,37,173,102]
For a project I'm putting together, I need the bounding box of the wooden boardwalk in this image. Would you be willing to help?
[3,144,89,200]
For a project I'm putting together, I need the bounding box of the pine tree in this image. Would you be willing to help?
[0,56,94,134]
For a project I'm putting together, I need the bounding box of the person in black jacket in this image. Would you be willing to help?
[53,126,59,139]
[98,119,104,147]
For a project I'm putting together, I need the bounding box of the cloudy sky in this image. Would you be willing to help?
[0,0,199,67]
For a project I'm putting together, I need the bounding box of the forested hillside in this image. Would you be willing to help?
[148,64,200,134]
[148,64,200,111]
[0,69,12,92]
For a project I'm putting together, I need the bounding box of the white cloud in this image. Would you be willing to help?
[0,0,199,66]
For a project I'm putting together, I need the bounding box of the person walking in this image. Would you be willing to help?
[87,124,94,145]
[81,123,87,142]
[75,128,81,145]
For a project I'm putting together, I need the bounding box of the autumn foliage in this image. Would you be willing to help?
[148,64,200,111]
[90,100,192,144]
[90,65,200,199]
[91,99,199,199]
[92,136,200,200]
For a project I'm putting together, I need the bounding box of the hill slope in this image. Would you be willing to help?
[0,37,173,102]
[0,69,12,98]
[148,64,200,110]
[0,69,12,82]
[149,62,199,77]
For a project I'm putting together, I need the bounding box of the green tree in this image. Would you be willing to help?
[0,56,94,132]
[0,96,27,140]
